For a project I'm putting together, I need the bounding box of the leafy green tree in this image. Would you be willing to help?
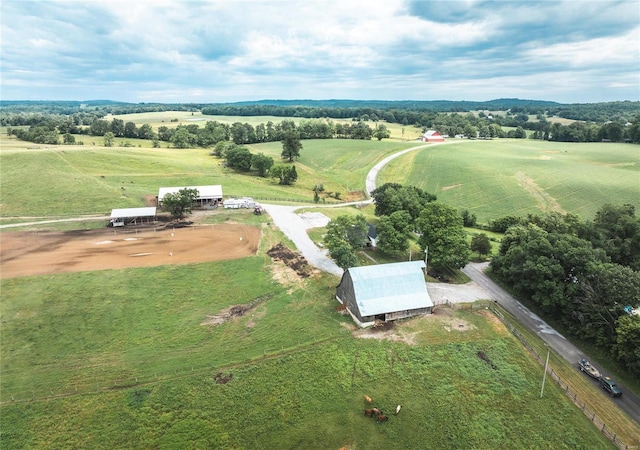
[574,262,640,345]
[592,203,640,270]
[281,130,302,161]
[251,152,274,177]
[230,122,256,144]
[376,211,412,255]
[110,118,125,137]
[329,239,359,269]
[373,124,390,140]
[613,315,640,373]
[463,124,477,138]
[225,145,253,171]
[325,214,368,251]
[103,132,115,147]
[271,165,298,185]
[124,121,138,138]
[416,202,471,273]
[138,123,156,140]
[63,133,76,145]
[470,233,491,259]
[162,188,199,220]
[89,119,110,136]
[171,127,196,148]
[461,209,477,227]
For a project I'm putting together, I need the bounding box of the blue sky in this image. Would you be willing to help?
[1,0,638,104]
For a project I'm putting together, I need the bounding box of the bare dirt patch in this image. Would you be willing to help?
[214,372,233,384]
[267,243,312,278]
[144,194,158,207]
[201,294,272,327]
[442,183,463,191]
[354,321,420,345]
[0,224,260,279]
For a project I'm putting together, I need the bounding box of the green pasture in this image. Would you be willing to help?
[0,251,618,448]
[0,136,415,217]
[379,139,640,224]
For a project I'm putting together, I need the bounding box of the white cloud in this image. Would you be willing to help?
[1,0,638,102]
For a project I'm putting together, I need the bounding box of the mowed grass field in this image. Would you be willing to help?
[378,139,640,224]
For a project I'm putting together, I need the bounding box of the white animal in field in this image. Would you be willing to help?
[395,405,401,415]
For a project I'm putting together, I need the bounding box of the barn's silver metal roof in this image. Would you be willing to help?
[158,185,223,200]
[110,207,156,219]
[347,260,432,316]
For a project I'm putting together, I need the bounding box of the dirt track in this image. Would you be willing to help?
[0,224,260,279]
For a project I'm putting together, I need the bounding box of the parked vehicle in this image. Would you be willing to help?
[578,358,601,379]
[599,376,623,397]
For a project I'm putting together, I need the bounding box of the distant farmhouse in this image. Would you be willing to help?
[336,261,433,327]
[421,130,445,142]
[157,185,223,208]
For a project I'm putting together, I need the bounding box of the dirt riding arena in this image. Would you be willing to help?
[0,224,260,279]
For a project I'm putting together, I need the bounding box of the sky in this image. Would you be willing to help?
[1,0,639,104]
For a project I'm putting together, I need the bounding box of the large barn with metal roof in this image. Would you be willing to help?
[336,260,433,327]
[157,185,223,208]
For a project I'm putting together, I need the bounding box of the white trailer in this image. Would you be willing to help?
[223,197,256,209]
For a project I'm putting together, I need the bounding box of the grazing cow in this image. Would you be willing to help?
[364,409,374,417]
[377,414,388,422]
[395,405,401,415]
[372,407,382,416]
[364,395,372,403]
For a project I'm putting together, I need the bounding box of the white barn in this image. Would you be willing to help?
[157,185,223,208]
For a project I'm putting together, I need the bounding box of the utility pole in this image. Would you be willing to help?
[540,347,550,398]
[424,246,428,274]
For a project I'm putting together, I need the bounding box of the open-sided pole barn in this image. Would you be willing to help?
[109,207,157,227]
[336,260,433,327]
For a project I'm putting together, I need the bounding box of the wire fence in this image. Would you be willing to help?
[488,306,636,450]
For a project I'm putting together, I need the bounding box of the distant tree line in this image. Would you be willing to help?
[4,100,639,145]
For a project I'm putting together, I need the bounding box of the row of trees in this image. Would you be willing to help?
[8,116,392,147]
[491,204,640,374]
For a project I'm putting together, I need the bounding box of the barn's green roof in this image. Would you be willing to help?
[345,261,432,316]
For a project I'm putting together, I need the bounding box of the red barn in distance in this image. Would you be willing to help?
[421,130,445,142]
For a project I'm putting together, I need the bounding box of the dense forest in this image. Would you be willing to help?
[490,205,640,376]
